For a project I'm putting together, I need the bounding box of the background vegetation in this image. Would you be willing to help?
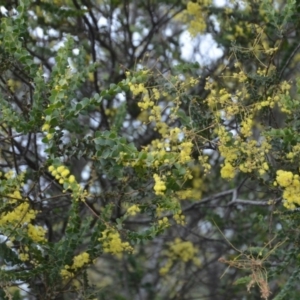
[1,0,300,299]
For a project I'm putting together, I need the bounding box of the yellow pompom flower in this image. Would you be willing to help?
[42,123,50,132]
[127,205,141,216]
[276,170,293,187]
[153,174,167,195]
[221,163,235,179]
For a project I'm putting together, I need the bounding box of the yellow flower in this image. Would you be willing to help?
[127,205,141,216]
[158,217,170,229]
[174,213,186,225]
[19,253,29,261]
[46,133,53,140]
[57,166,65,173]
[0,203,36,226]
[179,141,193,163]
[153,174,166,195]
[27,224,47,242]
[159,237,200,275]
[99,229,133,255]
[61,169,70,177]
[72,252,90,270]
[48,165,55,172]
[41,123,50,132]
[221,163,235,179]
[60,268,74,279]
[68,175,76,183]
[276,170,293,187]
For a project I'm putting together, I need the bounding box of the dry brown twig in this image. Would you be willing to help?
[215,222,287,300]
[0,282,13,300]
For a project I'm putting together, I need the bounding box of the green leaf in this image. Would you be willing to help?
[233,276,252,285]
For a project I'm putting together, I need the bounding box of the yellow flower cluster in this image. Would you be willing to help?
[153,88,160,100]
[169,127,182,141]
[238,140,270,176]
[240,117,253,137]
[41,122,53,140]
[160,238,200,275]
[48,164,87,201]
[215,121,271,179]
[275,170,293,187]
[232,70,248,83]
[198,155,212,175]
[27,224,47,243]
[275,170,300,209]
[144,140,172,168]
[19,252,29,262]
[158,217,170,230]
[123,71,206,208]
[221,162,235,180]
[281,81,291,94]
[138,92,155,111]
[18,246,30,262]
[48,165,73,184]
[0,201,47,242]
[60,252,90,279]
[0,171,49,246]
[169,238,200,263]
[6,190,22,203]
[60,268,73,279]
[156,205,164,217]
[179,141,193,163]
[158,121,169,135]
[153,174,167,195]
[277,81,293,114]
[221,139,270,179]
[286,143,300,160]
[3,170,13,179]
[126,204,141,216]
[132,82,171,137]
[42,123,50,132]
[198,5,296,187]
[176,188,199,200]
[188,77,199,86]
[173,213,186,225]
[255,84,291,114]
[206,78,248,118]
[98,229,133,256]
[0,202,36,226]
[120,133,194,173]
[128,82,146,96]
[73,252,90,269]
[179,1,211,36]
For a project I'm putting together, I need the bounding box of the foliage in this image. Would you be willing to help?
[1,0,300,299]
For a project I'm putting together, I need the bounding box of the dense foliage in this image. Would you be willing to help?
[2,0,300,299]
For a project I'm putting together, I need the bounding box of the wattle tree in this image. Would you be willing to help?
[1,1,300,299]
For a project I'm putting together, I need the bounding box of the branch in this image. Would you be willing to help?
[227,197,282,207]
[279,41,300,80]
[183,189,236,212]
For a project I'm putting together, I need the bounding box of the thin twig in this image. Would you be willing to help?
[227,197,281,207]
[279,41,300,79]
